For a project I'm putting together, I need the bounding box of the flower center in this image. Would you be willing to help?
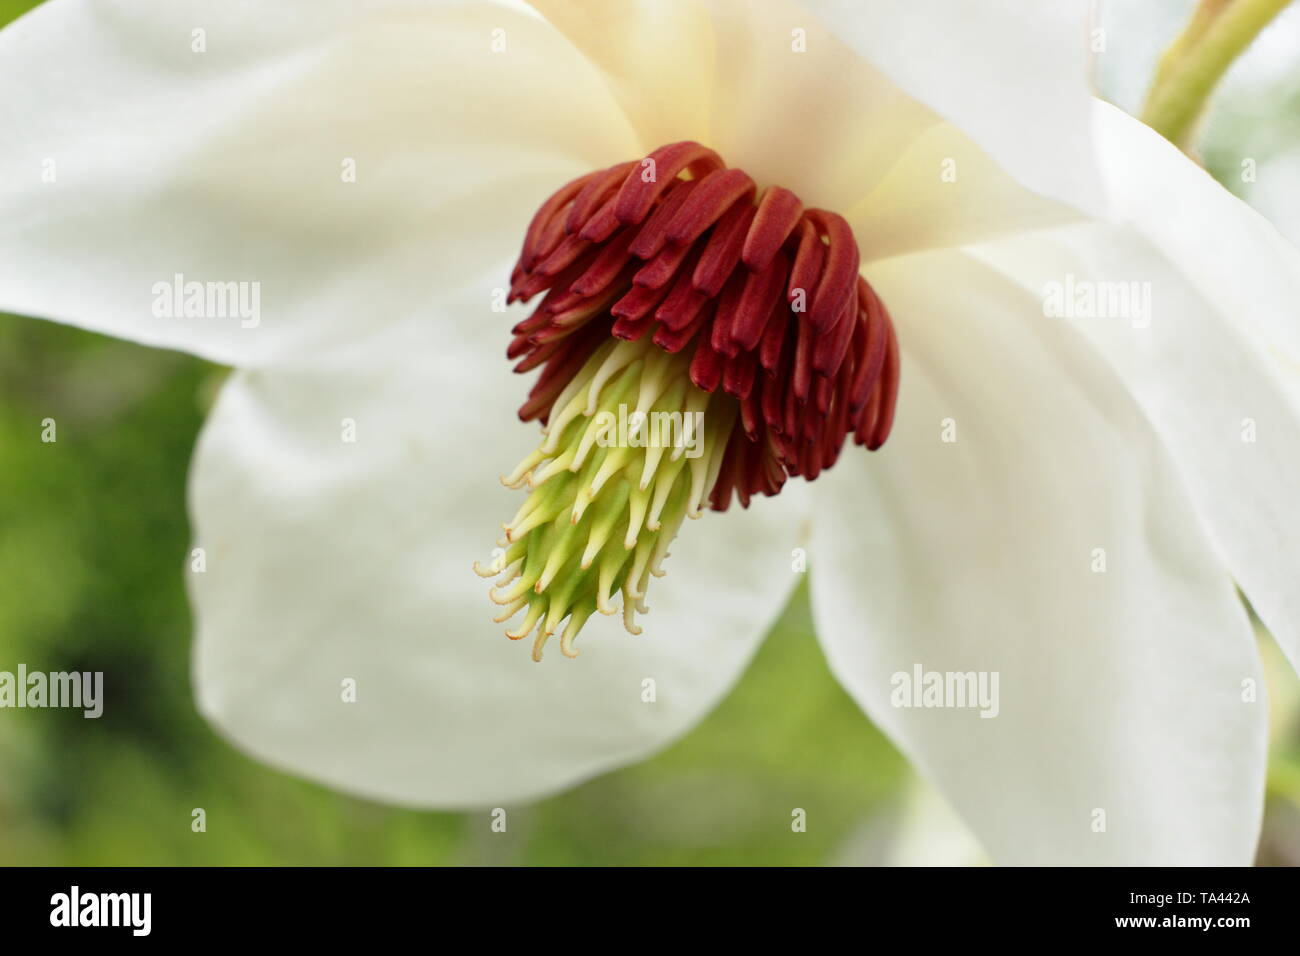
[480,141,899,659]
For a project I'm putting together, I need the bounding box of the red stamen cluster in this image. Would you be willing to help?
[506,141,900,511]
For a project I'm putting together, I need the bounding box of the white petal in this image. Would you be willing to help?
[530,0,937,215]
[525,0,718,149]
[799,0,1106,218]
[883,783,989,867]
[530,0,1083,258]
[699,0,939,216]
[845,120,1081,263]
[833,781,990,866]
[1088,102,1300,389]
[809,250,1266,865]
[970,101,1300,678]
[0,0,635,365]
[188,272,805,807]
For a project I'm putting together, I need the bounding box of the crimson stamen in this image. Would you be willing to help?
[506,141,900,511]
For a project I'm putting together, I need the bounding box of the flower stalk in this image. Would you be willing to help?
[1142,0,1295,150]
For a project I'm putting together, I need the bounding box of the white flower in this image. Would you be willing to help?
[3,0,1299,865]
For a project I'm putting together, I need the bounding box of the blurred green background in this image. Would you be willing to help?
[1,0,1299,866]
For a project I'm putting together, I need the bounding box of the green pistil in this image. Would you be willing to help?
[476,336,736,660]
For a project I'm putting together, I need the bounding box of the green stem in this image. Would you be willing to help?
[1141,0,1295,149]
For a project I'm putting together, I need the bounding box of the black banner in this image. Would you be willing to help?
[0,866,1286,940]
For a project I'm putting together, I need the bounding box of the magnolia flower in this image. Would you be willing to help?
[4,0,1299,866]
